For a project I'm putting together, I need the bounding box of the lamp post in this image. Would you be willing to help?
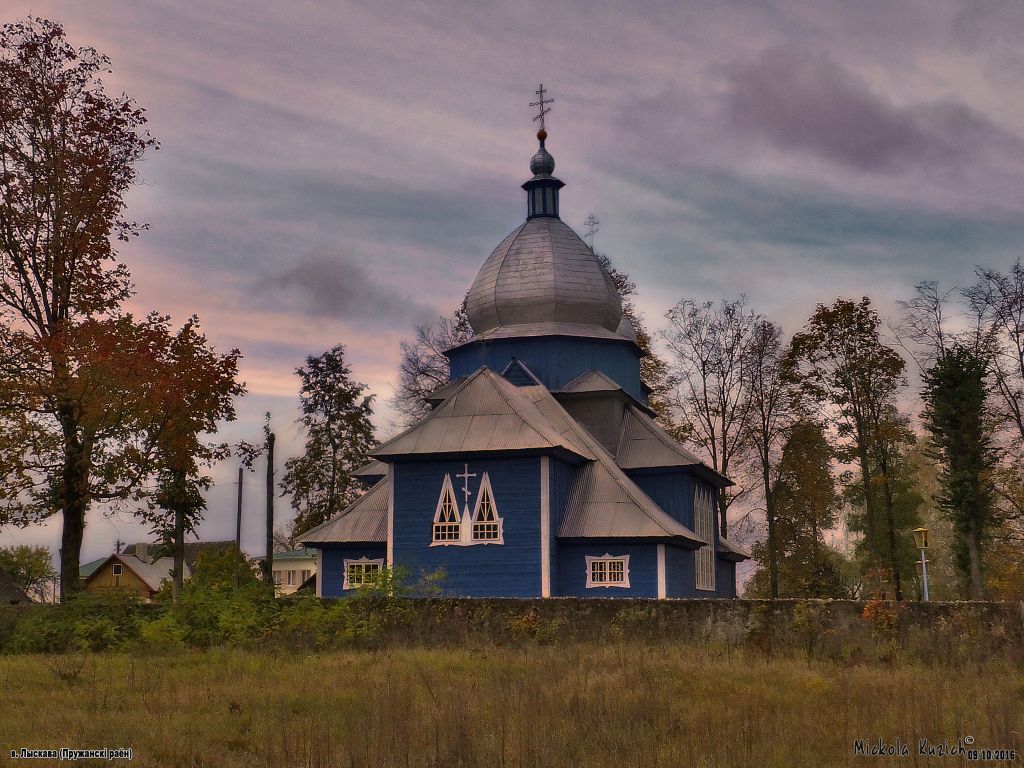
[912,527,930,601]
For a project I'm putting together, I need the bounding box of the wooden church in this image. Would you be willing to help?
[301,95,749,598]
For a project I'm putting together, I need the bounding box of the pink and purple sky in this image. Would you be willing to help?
[4,1,1024,562]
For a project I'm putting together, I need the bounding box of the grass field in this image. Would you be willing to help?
[1,644,1020,767]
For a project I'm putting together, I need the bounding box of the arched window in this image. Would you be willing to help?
[471,473,503,543]
[432,474,461,543]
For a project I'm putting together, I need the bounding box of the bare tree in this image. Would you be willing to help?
[745,319,794,596]
[662,297,759,535]
[965,260,1024,441]
[390,301,472,426]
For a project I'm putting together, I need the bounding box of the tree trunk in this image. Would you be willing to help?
[855,440,880,572]
[263,430,276,585]
[172,497,185,602]
[965,524,986,600]
[58,412,90,600]
[881,475,903,601]
[764,462,779,599]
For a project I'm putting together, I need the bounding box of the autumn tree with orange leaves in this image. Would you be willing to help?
[0,18,244,597]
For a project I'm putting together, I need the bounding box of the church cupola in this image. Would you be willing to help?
[523,85,563,219]
[523,129,564,219]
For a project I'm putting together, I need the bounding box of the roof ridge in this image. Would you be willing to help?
[484,370,592,455]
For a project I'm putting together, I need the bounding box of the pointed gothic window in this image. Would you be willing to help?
[694,485,717,591]
[432,474,461,543]
[471,473,503,543]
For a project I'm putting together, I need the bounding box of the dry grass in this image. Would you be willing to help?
[1,644,1021,767]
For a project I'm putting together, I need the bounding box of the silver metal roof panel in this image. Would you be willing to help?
[466,217,623,334]
[300,478,389,543]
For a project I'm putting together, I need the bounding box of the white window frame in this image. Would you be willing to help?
[112,562,123,576]
[694,485,717,591]
[343,557,385,590]
[286,570,296,586]
[431,474,462,545]
[585,554,630,589]
[470,472,504,544]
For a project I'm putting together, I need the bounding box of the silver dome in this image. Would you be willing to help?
[466,217,623,335]
[529,146,555,176]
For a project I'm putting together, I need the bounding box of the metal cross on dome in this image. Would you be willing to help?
[456,463,477,509]
[530,83,554,132]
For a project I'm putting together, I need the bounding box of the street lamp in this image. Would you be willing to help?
[912,527,930,601]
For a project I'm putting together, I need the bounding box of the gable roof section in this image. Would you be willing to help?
[373,368,593,460]
[300,478,389,544]
[559,368,624,394]
[85,554,183,592]
[518,386,705,545]
[615,405,733,488]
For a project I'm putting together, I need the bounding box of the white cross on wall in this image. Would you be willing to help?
[456,463,477,510]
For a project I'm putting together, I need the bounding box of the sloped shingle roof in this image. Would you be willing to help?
[373,368,594,460]
[300,479,389,544]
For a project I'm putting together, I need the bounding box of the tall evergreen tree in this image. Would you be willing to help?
[922,343,999,599]
[281,345,375,538]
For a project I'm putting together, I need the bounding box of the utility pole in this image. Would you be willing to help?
[263,429,276,586]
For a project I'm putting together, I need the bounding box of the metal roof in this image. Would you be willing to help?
[79,557,107,580]
[299,478,389,544]
[717,536,752,561]
[372,368,594,460]
[353,459,388,479]
[450,321,635,351]
[615,405,703,469]
[273,548,318,562]
[517,386,704,545]
[465,217,623,335]
[560,369,624,394]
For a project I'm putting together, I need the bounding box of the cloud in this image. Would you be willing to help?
[726,44,1019,173]
[255,252,434,325]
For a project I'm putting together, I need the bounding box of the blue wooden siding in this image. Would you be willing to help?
[316,543,387,598]
[556,543,659,598]
[664,543,700,598]
[393,457,543,597]
[548,458,575,596]
[715,559,737,598]
[627,470,736,597]
[447,337,646,403]
[627,469,698,529]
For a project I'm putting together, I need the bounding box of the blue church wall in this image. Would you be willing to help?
[627,469,705,531]
[716,559,738,598]
[548,458,575,596]
[447,337,646,403]
[317,543,387,598]
[664,543,700,598]
[555,542,660,598]
[393,456,543,598]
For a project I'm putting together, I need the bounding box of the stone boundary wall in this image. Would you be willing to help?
[377,598,1024,661]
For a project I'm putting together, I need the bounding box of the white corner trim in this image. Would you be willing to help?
[540,456,550,597]
[657,544,666,599]
[386,465,394,567]
[315,548,323,598]
[342,556,384,590]
[585,553,631,589]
